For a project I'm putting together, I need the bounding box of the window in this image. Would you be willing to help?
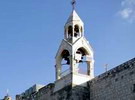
[115,78,118,82]
[74,25,79,37]
[68,26,73,38]
[61,50,71,77]
[133,84,135,93]
[75,48,90,75]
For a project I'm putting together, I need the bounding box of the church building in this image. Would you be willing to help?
[16,1,135,100]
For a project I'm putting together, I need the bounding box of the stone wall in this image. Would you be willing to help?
[16,58,135,100]
[16,83,54,100]
[53,85,90,100]
[89,58,135,100]
[16,83,89,100]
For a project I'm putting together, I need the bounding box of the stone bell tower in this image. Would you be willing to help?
[54,0,94,92]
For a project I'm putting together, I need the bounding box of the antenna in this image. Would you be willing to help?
[71,0,76,10]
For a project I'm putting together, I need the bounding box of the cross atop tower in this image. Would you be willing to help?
[54,1,94,92]
[71,0,76,10]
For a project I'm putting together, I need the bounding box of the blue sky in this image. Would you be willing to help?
[0,0,135,99]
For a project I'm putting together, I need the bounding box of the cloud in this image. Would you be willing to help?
[118,0,135,22]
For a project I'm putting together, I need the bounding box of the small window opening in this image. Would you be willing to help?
[68,26,73,38]
[115,78,118,82]
[133,84,135,93]
[74,25,79,37]
[130,71,134,75]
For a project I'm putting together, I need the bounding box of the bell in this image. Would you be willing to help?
[66,59,70,65]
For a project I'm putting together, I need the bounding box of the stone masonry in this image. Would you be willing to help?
[16,58,135,100]
[89,58,135,100]
[16,83,89,100]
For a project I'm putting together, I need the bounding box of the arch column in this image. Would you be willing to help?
[56,58,62,80]
[90,59,94,78]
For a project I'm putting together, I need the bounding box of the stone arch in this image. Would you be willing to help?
[76,47,90,55]
[74,24,80,37]
[75,47,91,75]
[68,26,73,38]
[61,50,70,65]
[56,49,71,78]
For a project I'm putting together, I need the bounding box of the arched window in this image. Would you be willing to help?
[60,50,71,77]
[75,48,90,75]
[74,25,79,37]
[68,26,73,38]
[64,29,67,38]
[61,50,70,65]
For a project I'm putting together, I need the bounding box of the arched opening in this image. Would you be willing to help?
[64,29,67,38]
[74,25,80,37]
[75,48,91,75]
[68,26,73,38]
[60,50,71,77]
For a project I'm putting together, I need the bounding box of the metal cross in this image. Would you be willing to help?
[71,0,76,10]
[6,89,9,96]
[104,64,108,72]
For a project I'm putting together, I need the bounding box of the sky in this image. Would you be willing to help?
[0,0,135,99]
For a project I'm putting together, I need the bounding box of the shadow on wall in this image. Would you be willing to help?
[16,82,90,100]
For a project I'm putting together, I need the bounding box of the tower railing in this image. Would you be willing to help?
[60,67,88,77]
[78,68,87,75]
[60,68,71,77]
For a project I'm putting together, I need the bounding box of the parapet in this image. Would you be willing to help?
[16,83,54,100]
[90,58,135,83]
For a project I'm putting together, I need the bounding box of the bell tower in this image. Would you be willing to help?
[64,9,84,43]
[54,0,94,92]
